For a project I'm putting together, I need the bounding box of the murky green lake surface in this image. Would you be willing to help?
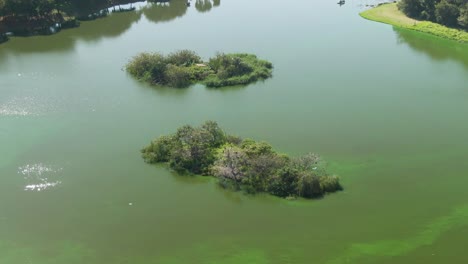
[1,0,468,263]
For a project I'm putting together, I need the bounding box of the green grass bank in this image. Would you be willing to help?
[360,3,468,43]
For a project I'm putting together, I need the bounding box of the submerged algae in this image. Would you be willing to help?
[328,204,468,264]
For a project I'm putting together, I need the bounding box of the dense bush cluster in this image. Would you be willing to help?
[142,121,343,199]
[126,50,208,87]
[1,0,60,17]
[125,50,273,88]
[205,53,273,88]
[398,0,468,30]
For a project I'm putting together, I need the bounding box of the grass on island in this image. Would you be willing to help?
[126,50,273,88]
[360,3,468,43]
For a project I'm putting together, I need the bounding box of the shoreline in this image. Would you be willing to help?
[360,3,468,44]
[0,1,143,44]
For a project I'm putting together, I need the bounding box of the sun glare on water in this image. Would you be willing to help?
[18,163,63,191]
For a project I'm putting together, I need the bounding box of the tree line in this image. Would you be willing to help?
[0,0,142,17]
[398,0,468,30]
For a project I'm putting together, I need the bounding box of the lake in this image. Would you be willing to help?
[1,0,468,263]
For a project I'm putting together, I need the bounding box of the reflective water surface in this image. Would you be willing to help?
[1,0,468,263]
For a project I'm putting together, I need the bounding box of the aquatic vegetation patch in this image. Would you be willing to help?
[327,204,468,264]
[207,249,269,264]
[125,50,273,88]
[0,240,95,264]
[142,121,342,199]
[149,241,271,264]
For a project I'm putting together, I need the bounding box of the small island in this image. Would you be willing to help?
[125,50,273,88]
[360,2,468,43]
[141,121,342,199]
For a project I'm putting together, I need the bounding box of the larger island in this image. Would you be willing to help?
[142,121,343,199]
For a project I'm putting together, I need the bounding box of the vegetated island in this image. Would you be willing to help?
[141,121,342,199]
[125,50,273,88]
[360,2,468,43]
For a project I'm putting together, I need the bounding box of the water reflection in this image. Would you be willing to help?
[75,9,142,41]
[0,0,221,54]
[69,0,145,17]
[0,14,141,54]
[195,0,221,13]
[18,163,63,191]
[143,0,221,22]
[143,0,188,23]
[394,27,468,70]
[0,93,63,117]
[195,0,212,13]
[0,96,38,117]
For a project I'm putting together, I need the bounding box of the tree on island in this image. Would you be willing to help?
[142,121,343,199]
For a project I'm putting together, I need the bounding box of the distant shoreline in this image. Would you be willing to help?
[360,3,468,44]
[0,0,144,44]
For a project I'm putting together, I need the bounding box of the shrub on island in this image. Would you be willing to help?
[125,50,273,88]
[141,121,342,199]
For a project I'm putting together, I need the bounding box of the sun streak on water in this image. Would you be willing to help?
[0,94,66,117]
[18,163,63,191]
[0,96,41,117]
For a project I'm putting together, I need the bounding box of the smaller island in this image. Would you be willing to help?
[125,50,273,88]
[141,121,342,199]
[360,3,468,43]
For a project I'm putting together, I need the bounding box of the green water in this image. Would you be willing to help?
[1,0,468,263]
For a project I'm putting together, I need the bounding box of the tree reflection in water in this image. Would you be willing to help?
[144,0,188,23]
[0,0,221,54]
[394,27,468,71]
[195,0,213,13]
[195,0,221,13]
